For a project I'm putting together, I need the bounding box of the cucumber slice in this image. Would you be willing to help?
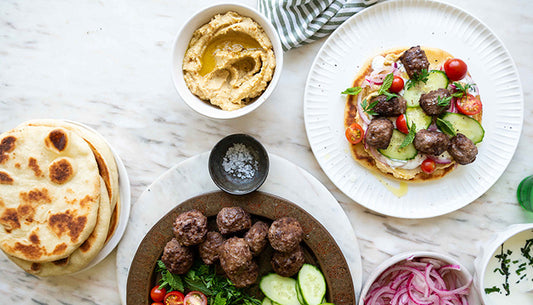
[403,70,449,107]
[440,113,485,144]
[405,107,432,132]
[263,298,273,305]
[260,274,301,305]
[298,264,326,305]
[378,130,418,161]
[296,282,305,305]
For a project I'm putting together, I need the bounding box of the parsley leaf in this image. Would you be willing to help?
[342,87,362,95]
[406,69,430,90]
[400,123,416,149]
[436,118,456,136]
[361,99,378,116]
[437,95,452,107]
[451,82,474,98]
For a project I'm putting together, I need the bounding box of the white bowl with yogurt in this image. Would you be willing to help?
[475,223,533,304]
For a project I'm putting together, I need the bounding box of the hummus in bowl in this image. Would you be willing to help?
[173,4,283,119]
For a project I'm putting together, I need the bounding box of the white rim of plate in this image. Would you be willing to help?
[303,0,523,218]
[64,120,131,273]
[116,152,362,304]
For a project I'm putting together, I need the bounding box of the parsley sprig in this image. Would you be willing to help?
[400,122,416,149]
[341,86,362,95]
[406,69,430,90]
[361,99,378,116]
[156,260,262,305]
[437,95,452,107]
[451,82,474,98]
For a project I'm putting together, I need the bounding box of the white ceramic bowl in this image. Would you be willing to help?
[474,223,533,305]
[360,251,479,305]
[171,3,283,119]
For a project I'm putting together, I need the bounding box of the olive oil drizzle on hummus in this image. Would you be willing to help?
[200,31,261,76]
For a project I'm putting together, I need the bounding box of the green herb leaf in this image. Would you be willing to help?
[436,118,456,136]
[382,90,399,101]
[484,286,501,294]
[361,99,378,116]
[213,293,227,305]
[342,87,362,95]
[437,96,452,107]
[400,123,416,149]
[406,69,429,90]
[378,73,394,94]
[452,82,474,98]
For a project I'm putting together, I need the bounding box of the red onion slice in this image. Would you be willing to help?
[356,93,372,126]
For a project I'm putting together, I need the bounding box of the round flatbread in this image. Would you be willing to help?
[0,125,101,262]
[7,177,111,276]
[344,47,482,182]
[18,120,119,213]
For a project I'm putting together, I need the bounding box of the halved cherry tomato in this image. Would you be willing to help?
[184,291,208,305]
[456,93,482,115]
[444,58,468,81]
[150,286,167,302]
[152,303,164,305]
[345,123,364,144]
[421,158,436,174]
[396,114,409,134]
[164,291,185,305]
[389,75,404,93]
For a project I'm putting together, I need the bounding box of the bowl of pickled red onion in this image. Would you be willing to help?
[359,251,479,305]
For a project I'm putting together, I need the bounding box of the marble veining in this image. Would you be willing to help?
[1,0,532,304]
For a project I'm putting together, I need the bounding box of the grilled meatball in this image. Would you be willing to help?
[244,221,269,256]
[413,129,450,156]
[399,46,430,79]
[161,238,194,274]
[216,207,252,235]
[365,118,394,149]
[198,231,224,265]
[268,217,304,253]
[419,88,451,116]
[226,260,259,288]
[448,133,478,165]
[271,245,305,277]
[173,209,207,246]
[371,94,407,117]
[218,237,253,274]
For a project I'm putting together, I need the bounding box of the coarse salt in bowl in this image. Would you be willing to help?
[359,251,480,305]
[172,3,283,120]
[208,134,269,195]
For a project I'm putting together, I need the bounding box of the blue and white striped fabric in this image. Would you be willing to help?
[258,0,382,50]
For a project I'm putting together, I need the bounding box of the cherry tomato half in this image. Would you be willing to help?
[396,114,409,134]
[151,286,167,302]
[389,75,404,93]
[456,93,482,115]
[152,303,164,305]
[345,123,364,144]
[444,58,468,81]
[164,291,185,305]
[421,158,436,174]
[184,291,208,305]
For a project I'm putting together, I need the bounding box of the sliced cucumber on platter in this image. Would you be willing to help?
[405,107,432,132]
[298,264,327,305]
[440,113,485,143]
[260,274,301,305]
[403,70,449,107]
[378,130,418,160]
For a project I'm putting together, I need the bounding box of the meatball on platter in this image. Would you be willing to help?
[126,191,355,305]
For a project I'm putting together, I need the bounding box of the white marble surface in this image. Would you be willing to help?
[0,0,532,304]
[116,153,362,304]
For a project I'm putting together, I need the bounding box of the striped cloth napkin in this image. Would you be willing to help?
[258,0,382,50]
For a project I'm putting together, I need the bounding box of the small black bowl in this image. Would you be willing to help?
[208,134,269,195]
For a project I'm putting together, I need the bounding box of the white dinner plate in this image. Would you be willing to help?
[304,0,523,218]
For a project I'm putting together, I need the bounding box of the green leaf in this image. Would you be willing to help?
[436,118,456,136]
[437,95,452,107]
[342,87,362,95]
[213,293,227,305]
[378,73,394,94]
[400,123,416,149]
[361,99,378,116]
[383,91,399,101]
[184,276,212,295]
[452,81,474,98]
[162,270,184,292]
[406,69,429,89]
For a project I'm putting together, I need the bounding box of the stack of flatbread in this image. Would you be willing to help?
[0,119,119,276]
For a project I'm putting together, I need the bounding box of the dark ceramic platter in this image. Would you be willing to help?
[126,191,355,305]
